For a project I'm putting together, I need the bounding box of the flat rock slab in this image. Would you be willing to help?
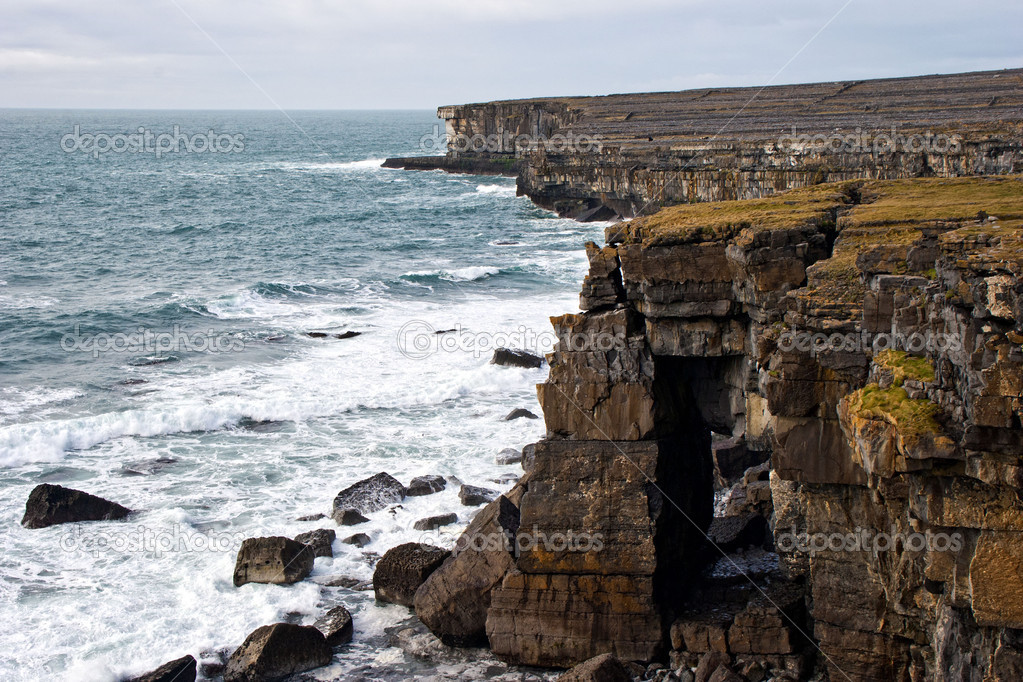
[491,348,544,369]
[331,472,406,522]
[233,536,315,587]
[21,484,132,529]
[414,513,458,531]
[224,623,331,682]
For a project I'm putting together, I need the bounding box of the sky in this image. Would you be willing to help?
[0,0,1020,110]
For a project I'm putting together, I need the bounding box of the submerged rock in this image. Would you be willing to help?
[331,472,406,522]
[342,533,372,548]
[128,655,196,682]
[373,542,450,607]
[294,528,336,558]
[406,474,446,497]
[459,484,498,506]
[21,484,132,529]
[495,448,522,465]
[503,408,538,421]
[491,348,544,369]
[336,509,370,526]
[233,537,315,587]
[413,513,458,531]
[223,623,331,682]
[315,605,354,646]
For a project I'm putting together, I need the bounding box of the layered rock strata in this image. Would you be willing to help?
[405,69,1023,219]
[415,175,1023,681]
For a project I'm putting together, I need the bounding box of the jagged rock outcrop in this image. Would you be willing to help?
[21,484,132,528]
[448,175,1023,680]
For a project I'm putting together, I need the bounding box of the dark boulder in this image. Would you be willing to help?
[128,655,196,682]
[503,408,539,421]
[223,623,331,682]
[233,537,314,587]
[342,533,371,547]
[491,348,544,369]
[459,484,498,506]
[314,605,354,647]
[373,543,450,607]
[331,472,405,523]
[21,484,132,529]
[521,443,537,472]
[294,528,335,558]
[496,448,522,465]
[406,475,446,497]
[413,513,458,531]
[336,509,370,526]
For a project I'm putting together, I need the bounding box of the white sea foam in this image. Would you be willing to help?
[476,183,516,196]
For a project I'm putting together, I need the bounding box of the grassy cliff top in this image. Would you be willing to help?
[615,175,1023,246]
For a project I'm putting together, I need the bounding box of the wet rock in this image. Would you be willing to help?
[414,485,525,646]
[503,408,539,421]
[128,655,196,682]
[21,484,132,529]
[413,513,458,531]
[341,533,371,548]
[491,348,544,369]
[330,472,406,523]
[232,537,314,587]
[373,542,450,607]
[223,623,331,682]
[294,528,335,558]
[406,474,446,497]
[557,653,631,682]
[296,513,326,522]
[459,484,498,506]
[314,605,354,646]
[337,509,370,525]
[496,448,522,465]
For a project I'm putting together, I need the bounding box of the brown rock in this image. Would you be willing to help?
[557,652,632,682]
[233,537,314,587]
[21,484,131,529]
[372,542,449,607]
[223,623,331,681]
[128,655,196,682]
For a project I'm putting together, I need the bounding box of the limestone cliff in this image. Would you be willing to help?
[397,69,1023,220]
[414,176,1023,681]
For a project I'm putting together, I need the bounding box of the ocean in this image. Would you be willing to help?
[0,110,605,680]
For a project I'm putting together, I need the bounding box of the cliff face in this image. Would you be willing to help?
[413,175,1023,680]
[435,69,1023,219]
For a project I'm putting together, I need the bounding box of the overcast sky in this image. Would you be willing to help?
[1,0,1020,110]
